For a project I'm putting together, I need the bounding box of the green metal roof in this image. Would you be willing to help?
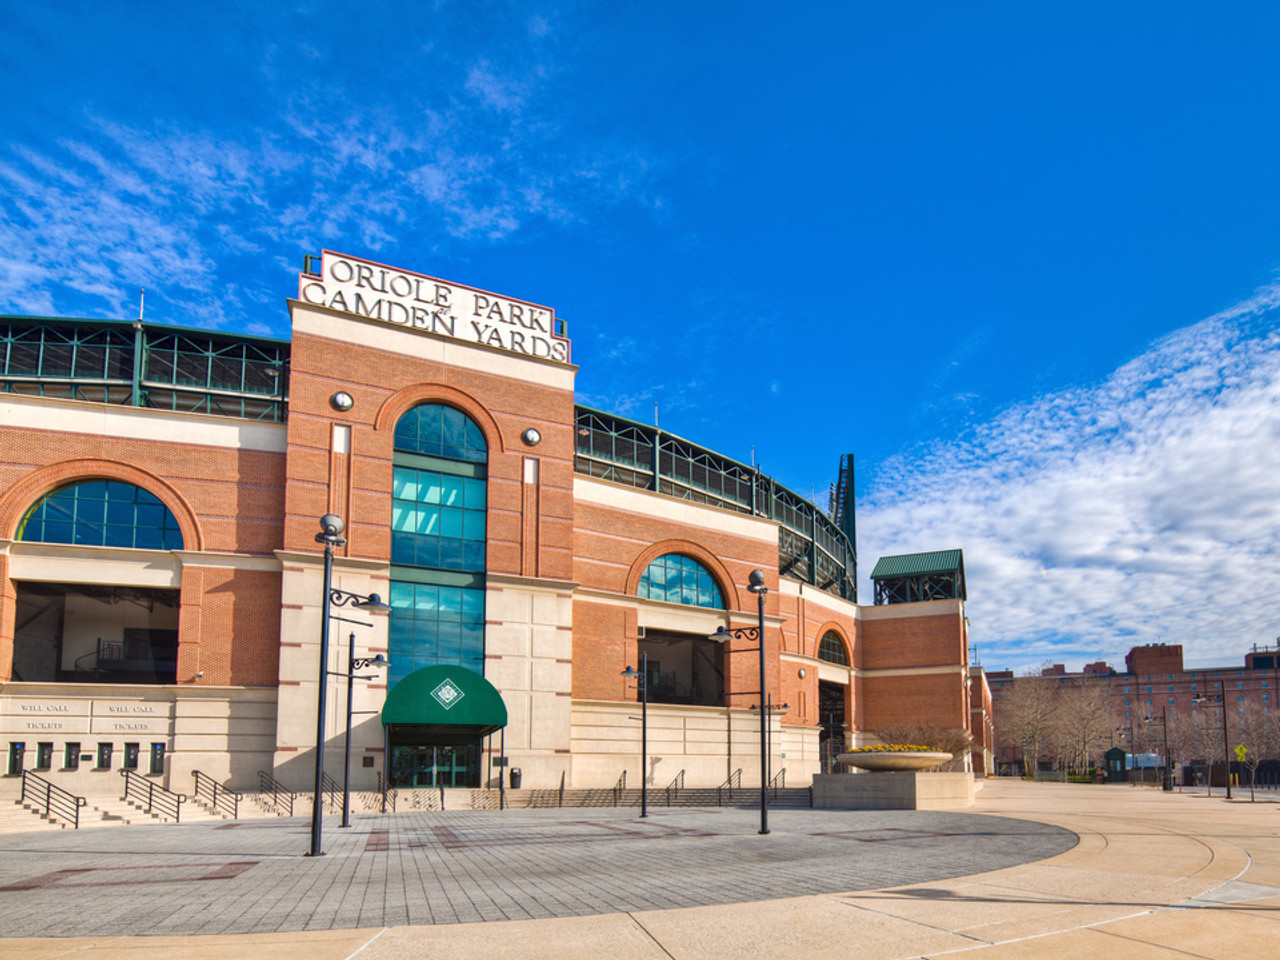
[870,549,964,580]
[381,665,508,733]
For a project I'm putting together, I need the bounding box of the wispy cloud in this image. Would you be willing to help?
[858,286,1280,672]
[0,17,665,329]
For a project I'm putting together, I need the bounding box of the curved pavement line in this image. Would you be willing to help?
[0,780,1276,960]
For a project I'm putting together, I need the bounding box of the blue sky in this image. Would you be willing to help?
[3,2,1279,672]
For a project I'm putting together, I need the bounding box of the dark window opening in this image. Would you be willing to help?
[96,743,113,769]
[8,742,24,775]
[36,742,52,770]
[149,742,165,775]
[10,582,180,684]
[123,743,139,770]
[637,629,724,707]
[64,742,81,770]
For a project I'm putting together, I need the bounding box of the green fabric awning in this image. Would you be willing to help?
[381,665,508,733]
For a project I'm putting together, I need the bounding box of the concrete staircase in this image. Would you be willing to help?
[0,797,73,831]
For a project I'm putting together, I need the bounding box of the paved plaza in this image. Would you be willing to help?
[0,806,1073,937]
[0,780,1277,959]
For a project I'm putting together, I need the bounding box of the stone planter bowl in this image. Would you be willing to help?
[837,750,953,772]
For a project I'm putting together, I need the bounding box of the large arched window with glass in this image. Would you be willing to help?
[818,630,850,667]
[17,480,183,550]
[389,404,487,684]
[637,554,724,608]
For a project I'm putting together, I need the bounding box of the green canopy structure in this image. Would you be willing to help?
[381,664,508,734]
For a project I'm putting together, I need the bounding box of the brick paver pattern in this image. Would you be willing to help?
[0,806,1076,937]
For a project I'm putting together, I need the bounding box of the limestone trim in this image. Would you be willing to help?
[372,383,508,455]
[487,571,579,594]
[573,476,779,545]
[858,598,964,620]
[0,459,203,552]
[274,549,390,572]
[0,393,287,452]
[778,577,861,621]
[173,551,283,572]
[573,586,786,631]
[289,300,578,390]
[780,651,856,684]
[2,540,181,587]
[861,664,969,679]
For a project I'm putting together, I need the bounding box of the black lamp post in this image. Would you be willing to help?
[309,514,391,858]
[708,568,770,835]
[1192,688,1232,800]
[334,631,389,828]
[620,652,649,818]
[1144,707,1171,791]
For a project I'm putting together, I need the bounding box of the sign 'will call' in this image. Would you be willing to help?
[298,251,571,364]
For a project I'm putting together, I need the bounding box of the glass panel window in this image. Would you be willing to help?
[818,631,849,666]
[391,465,486,571]
[637,554,725,609]
[96,743,113,769]
[123,743,139,770]
[388,580,485,683]
[65,742,81,770]
[18,481,183,550]
[394,403,488,462]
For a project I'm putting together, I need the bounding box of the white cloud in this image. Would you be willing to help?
[858,288,1280,673]
[0,49,664,327]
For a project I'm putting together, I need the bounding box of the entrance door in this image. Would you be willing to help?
[388,734,480,788]
[818,681,847,771]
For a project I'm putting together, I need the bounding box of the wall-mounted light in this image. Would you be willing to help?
[330,391,355,412]
[798,668,807,679]
[522,427,542,446]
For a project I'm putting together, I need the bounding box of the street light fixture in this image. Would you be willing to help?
[309,514,392,858]
[1144,706,1171,791]
[620,652,649,818]
[332,635,390,828]
[1192,688,1232,800]
[708,568,771,835]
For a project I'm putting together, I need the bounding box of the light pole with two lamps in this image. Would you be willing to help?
[708,568,771,835]
[309,514,391,857]
[619,653,650,818]
[1192,687,1232,800]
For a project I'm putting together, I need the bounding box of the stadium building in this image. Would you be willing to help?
[0,251,973,800]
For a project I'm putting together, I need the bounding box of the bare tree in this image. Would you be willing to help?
[1234,702,1280,800]
[1054,680,1113,776]
[998,675,1061,777]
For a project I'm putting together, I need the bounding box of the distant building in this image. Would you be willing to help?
[990,642,1280,774]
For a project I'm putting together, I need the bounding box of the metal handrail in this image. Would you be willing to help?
[768,767,786,800]
[377,770,396,813]
[121,769,186,822]
[716,769,742,805]
[612,770,627,807]
[20,770,86,829]
[558,771,566,808]
[192,769,241,819]
[258,769,297,816]
[664,770,685,806]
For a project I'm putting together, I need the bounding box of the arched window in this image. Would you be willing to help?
[637,554,724,608]
[818,630,850,666]
[389,403,487,682]
[17,480,183,550]
[394,403,488,462]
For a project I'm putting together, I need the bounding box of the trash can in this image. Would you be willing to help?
[509,767,522,789]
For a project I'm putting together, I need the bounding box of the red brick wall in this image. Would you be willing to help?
[862,672,967,731]
[0,421,287,683]
[283,329,576,581]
